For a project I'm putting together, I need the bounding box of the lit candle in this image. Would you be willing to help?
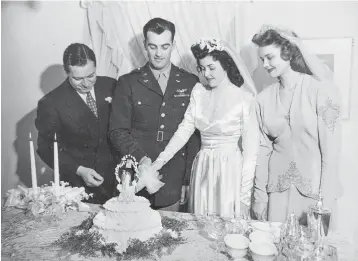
[54,133,60,195]
[29,133,38,191]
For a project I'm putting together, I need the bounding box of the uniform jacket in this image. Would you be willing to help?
[109,63,201,207]
[35,76,117,203]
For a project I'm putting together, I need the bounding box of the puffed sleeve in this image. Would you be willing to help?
[152,84,199,171]
[316,81,341,207]
[239,94,260,208]
[253,100,273,204]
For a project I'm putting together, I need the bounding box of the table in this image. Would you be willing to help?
[2,205,357,261]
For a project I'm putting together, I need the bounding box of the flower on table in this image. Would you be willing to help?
[165,229,179,239]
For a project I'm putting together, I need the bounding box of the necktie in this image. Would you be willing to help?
[86,92,98,118]
[157,73,167,94]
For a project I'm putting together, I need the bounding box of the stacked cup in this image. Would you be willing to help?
[249,222,279,261]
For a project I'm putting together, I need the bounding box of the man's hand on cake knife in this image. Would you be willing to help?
[76,166,104,187]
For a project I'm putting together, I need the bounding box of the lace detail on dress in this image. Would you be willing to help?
[267,161,319,199]
[318,97,340,132]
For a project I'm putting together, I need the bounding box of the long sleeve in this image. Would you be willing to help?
[153,88,197,171]
[183,129,201,185]
[109,77,147,162]
[253,100,272,203]
[240,95,260,206]
[35,97,80,181]
[316,82,341,206]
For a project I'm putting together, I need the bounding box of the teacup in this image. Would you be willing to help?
[251,222,272,233]
[224,234,250,258]
[249,241,278,261]
[249,231,274,244]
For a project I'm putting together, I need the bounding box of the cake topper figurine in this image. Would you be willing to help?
[115,155,139,202]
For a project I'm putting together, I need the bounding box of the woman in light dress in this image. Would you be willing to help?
[150,39,259,219]
[251,25,341,225]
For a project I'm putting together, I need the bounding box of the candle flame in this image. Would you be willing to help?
[54,133,57,141]
[29,132,32,140]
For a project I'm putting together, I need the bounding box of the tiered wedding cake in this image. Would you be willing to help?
[91,155,163,253]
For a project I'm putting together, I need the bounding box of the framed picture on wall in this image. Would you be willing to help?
[302,37,354,119]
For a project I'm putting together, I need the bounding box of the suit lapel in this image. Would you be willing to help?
[63,80,99,137]
[137,63,163,97]
[94,81,110,136]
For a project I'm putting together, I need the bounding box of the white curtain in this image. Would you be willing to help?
[82,1,258,81]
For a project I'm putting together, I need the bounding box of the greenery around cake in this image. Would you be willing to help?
[53,213,189,260]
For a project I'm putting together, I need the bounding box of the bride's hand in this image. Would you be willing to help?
[135,162,165,195]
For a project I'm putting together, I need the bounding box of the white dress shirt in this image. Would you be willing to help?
[77,88,96,103]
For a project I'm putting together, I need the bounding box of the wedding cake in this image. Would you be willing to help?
[91,155,163,253]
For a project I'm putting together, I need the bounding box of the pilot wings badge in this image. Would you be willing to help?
[174,88,189,98]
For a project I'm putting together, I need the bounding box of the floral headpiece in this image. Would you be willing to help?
[256,24,297,42]
[196,38,224,53]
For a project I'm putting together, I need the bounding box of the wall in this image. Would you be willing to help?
[1,0,358,246]
[1,1,89,195]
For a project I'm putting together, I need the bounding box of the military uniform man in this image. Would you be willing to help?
[109,17,200,211]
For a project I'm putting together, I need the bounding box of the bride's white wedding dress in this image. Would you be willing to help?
[153,77,259,218]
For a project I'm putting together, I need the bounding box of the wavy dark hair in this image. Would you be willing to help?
[63,43,96,74]
[252,29,312,75]
[191,44,244,88]
[143,17,175,42]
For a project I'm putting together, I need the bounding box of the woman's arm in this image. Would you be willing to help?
[240,95,260,208]
[316,81,341,207]
[252,100,273,220]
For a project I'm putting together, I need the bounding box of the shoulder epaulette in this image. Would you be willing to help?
[130,67,143,74]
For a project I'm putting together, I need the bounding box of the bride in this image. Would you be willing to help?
[148,39,259,218]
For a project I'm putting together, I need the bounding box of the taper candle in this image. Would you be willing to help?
[29,132,38,190]
[54,133,60,195]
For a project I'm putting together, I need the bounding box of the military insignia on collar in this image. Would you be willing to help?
[174,88,189,98]
[176,80,181,83]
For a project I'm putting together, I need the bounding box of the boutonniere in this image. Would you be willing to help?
[105,97,112,103]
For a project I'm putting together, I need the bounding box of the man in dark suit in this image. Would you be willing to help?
[35,43,117,204]
[109,17,201,211]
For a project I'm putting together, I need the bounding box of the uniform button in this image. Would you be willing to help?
[160,125,164,129]
[182,152,185,156]
[138,101,141,105]
[182,103,185,106]
[161,113,165,117]
[162,102,166,106]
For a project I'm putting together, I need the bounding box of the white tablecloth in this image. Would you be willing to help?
[2,206,357,261]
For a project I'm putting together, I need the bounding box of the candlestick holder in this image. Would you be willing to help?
[306,189,332,260]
